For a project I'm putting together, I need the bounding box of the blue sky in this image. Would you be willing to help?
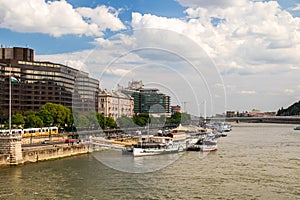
[1,0,298,55]
[0,0,188,54]
[0,0,300,115]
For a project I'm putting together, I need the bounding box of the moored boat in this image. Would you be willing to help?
[201,139,218,152]
[133,136,184,157]
[122,146,134,154]
[294,126,300,130]
[214,122,232,133]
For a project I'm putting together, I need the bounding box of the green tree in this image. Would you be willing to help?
[277,101,300,116]
[37,109,54,127]
[39,103,72,128]
[165,112,190,125]
[133,113,149,127]
[149,115,160,124]
[96,112,106,129]
[87,111,99,129]
[11,113,25,128]
[95,113,117,129]
[24,111,44,128]
[105,116,117,129]
[77,115,89,129]
[116,116,135,128]
[166,112,180,125]
[181,112,191,124]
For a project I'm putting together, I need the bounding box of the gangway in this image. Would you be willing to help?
[90,137,137,149]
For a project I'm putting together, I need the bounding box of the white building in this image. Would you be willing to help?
[98,90,134,120]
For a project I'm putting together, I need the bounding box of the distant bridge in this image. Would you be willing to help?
[206,116,300,124]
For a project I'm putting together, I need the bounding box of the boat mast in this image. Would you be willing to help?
[204,100,206,123]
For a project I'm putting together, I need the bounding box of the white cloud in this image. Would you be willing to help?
[65,60,88,71]
[93,38,114,48]
[76,6,125,32]
[292,4,300,11]
[240,90,256,94]
[176,0,248,8]
[104,68,132,76]
[0,0,125,37]
[284,89,294,95]
[290,66,300,70]
[131,1,300,76]
[35,0,300,114]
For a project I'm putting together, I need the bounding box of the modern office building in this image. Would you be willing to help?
[0,47,99,119]
[73,71,99,113]
[120,80,170,115]
[98,89,134,120]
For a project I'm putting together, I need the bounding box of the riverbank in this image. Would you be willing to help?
[0,143,90,166]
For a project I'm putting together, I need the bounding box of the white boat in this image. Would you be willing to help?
[133,136,184,157]
[214,122,232,132]
[166,131,188,150]
[122,146,134,154]
[201,139,218,152]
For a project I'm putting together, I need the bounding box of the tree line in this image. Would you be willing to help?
[5,102,191,131]
[277,100,300,116]
[117,112,191,128]
[6,103,117,130]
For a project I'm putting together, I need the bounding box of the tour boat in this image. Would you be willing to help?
[133,136,184,157]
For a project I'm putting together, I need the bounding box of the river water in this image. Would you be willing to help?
[0,123,299,200]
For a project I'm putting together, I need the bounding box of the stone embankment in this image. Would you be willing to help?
[22,143,89,163]
[0,143,91,166]
[0,133,99,166]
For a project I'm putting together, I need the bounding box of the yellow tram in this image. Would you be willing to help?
[0,127,58,137]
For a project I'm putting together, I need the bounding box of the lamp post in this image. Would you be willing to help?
[8,64,12,163]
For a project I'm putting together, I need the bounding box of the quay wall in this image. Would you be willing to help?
[22,144,89,163]
[0,143,91,166]
[0,154,10,165]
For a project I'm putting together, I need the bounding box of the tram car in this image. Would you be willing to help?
[0,127,58,137]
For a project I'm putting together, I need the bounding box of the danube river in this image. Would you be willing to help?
[0,123,299,199]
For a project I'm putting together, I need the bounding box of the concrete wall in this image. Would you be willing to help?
[0,135,23,165]
[22,144,89,163]
[0,154,10,165]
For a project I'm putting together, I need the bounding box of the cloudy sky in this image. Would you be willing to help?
[0,0,299,116]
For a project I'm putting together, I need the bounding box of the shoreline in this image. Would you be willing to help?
[1,122,298,167]
[0,143,91,166]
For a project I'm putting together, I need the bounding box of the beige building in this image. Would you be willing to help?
[98,90,134,120]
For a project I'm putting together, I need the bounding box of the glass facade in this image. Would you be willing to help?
[122,87,170,114]
[0,47,99,119]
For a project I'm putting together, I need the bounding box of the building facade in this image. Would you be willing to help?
[98,90,134,120]
[171,105,182,114]
[0,47,99,120]
[121,80,170,115]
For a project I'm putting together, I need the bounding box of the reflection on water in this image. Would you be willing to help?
[93,150,183,173]
[0,123,299,199]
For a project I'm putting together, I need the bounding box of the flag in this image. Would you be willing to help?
[10,74,19,83]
